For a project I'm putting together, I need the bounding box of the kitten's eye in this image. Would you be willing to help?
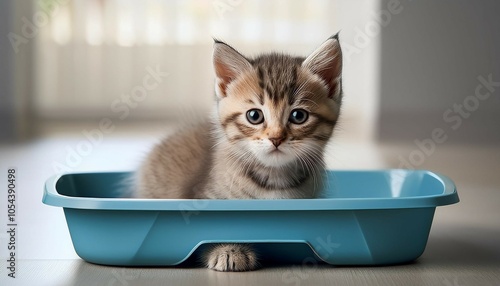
[289,109,309,124]
[246,109,264,125]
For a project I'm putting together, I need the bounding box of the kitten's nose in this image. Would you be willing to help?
[269,137,285,148]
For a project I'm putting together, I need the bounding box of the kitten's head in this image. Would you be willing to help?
[213,35,342,168]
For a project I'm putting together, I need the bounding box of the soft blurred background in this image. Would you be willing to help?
[2,0,381,142]
[1,0,499,144]
[0,0,499,285]
[1,0,499,171]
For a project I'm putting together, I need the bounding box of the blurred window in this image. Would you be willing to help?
[35,0,338,120]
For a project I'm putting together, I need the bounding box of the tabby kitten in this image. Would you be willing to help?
[136,34,343,271]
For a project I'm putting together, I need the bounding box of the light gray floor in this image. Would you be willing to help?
[0,121,499,286]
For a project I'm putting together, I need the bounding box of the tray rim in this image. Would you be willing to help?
[42,169,459,211]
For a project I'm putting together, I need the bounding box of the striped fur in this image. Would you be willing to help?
[136,35,343,271]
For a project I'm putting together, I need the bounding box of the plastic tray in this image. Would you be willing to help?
[42,169,459,266]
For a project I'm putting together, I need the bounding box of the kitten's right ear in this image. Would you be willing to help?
[213,39,252,98]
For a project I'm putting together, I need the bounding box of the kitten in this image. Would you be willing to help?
[136,34,343,271]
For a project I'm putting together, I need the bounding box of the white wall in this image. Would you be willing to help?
[0,1,35,141]
[378,0,500,144]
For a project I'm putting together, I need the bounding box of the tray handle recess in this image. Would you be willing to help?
[43,174,64,207]
[429,171,459,206]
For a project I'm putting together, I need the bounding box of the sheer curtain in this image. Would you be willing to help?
[34,0,378,134]
[34,0,338,120]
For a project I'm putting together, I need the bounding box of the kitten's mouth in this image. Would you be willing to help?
[269,148,284,155]
[259,148,294,167]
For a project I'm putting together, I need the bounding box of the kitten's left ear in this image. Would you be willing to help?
[213,39,252,98]
[303,34,343,101]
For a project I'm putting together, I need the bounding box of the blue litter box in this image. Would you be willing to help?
[42,169,459,266]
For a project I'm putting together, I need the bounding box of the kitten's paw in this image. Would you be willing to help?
[205,244,258,272]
